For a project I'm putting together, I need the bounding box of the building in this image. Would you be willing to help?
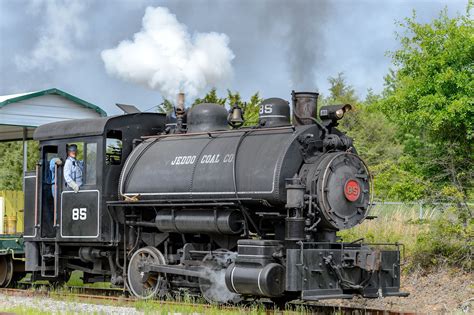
[0,88,107,194]
[0,88,107,141]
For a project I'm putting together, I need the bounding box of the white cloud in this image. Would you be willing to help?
[15,0,88,71]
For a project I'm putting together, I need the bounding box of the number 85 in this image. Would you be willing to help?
[72,208,87,220]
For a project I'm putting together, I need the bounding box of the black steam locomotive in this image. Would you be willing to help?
[21,91,405,303]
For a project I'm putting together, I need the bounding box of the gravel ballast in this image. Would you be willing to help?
[0,293,142,314]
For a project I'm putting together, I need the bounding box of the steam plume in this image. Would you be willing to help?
[101,6,235,100]
[260,0,330,89]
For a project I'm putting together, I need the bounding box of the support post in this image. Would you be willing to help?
[22,127,28,192]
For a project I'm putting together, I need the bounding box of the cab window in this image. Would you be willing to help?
[65,142,97,186]
[85,142,97,185]
[106,130,122,166]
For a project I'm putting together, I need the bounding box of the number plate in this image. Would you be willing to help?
[344,179,361,202]
[60,190,100,238]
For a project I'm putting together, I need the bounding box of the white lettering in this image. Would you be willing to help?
[72,207,87,221]
[260,104,273,114]
[171,155,197,165]
[200,154,222,164]
[223,154,234,163]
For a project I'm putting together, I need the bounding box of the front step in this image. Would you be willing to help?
[40,243,59,278]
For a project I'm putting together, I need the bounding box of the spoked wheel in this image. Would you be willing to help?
[0,256,14,288]
[199,249,241,304]
[127,246,166,299]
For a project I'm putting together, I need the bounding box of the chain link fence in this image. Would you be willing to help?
[369,201,473,220]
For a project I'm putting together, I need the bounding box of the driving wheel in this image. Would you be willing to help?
[127,246,166,299]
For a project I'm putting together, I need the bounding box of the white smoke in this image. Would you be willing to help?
[101,6,235,101]
[201,251,240,304]
[15,0,88,71]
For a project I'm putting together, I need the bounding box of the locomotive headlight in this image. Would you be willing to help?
[319,104,352,127]
[320,104,352,121]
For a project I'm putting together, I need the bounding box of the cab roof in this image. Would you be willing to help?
[34,113,165,141]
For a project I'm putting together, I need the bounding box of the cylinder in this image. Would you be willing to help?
[155,209,244,235]
[225,263,285,297]
[285,217,305,241]
[291,91,319,126]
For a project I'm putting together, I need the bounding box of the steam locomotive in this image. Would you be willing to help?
[18,91,405,304]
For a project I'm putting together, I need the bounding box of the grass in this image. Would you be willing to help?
[338,204,431,258]
[1,306,58,315]
[338,203,471,270]
[2,289,312,315]
[66,271,112,288]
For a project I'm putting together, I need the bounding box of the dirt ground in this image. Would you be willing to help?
[317,267,473,314]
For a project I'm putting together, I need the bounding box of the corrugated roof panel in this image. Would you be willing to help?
[0,88,108,141]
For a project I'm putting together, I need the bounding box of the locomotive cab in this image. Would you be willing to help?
[23,113,166,282]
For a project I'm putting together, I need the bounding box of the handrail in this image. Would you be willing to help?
[34,164,39,229]
[54,164,58,226]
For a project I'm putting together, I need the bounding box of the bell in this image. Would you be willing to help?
[229,104,244,126]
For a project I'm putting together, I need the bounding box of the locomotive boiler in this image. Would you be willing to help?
[19,90,406,305]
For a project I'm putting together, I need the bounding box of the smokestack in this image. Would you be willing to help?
[175,92,186,133]
[177,92,185,111]
[291,91,319,126]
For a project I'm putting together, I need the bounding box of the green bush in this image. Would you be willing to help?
[411,207,473,270]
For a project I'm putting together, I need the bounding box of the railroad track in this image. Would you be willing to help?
[0,287,413,314]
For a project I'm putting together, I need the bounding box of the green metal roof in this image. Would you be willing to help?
[0,88,107,117]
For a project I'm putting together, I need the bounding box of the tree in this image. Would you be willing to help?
[157,99,174,114]
[191,88,263,127]
[323,72,425,200]
[0,141,39,190]
[242,92,263,126]
[192,88,226,106]
[325,72,358,105]
[380,7,474,204]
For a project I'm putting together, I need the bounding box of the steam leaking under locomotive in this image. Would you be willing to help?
[23,90,407,304]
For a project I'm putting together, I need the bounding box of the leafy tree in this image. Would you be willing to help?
[325,72,358,105]
[157,99,174,114]
[0,141,39,190]
[192,88,226,106]
[380,7,474,204]
[242,92,263,126]
[322,73,423,200]
[191,88,263,127]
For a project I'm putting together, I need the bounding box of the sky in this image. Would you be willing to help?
[0,0,468,115]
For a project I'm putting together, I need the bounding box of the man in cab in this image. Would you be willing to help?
[63,144,83,193]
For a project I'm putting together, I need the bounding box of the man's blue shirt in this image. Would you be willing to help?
[63,156,83,187]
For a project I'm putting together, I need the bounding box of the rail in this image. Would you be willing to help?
[0,286,414,314]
